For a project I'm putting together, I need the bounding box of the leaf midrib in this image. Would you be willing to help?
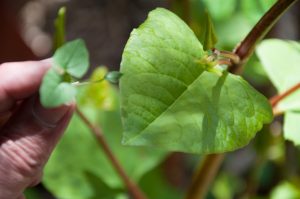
[126,68,205,143]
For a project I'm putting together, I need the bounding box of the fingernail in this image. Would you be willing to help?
[32,98,73,128]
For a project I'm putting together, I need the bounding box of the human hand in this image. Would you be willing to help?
[0,60,75,199]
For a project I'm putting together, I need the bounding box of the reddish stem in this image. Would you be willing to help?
[76,108,147,199]
[270,82,300,108]
[185,154,225,199]
[231,0,298,73]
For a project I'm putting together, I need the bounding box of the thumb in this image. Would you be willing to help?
[0,96,74,199]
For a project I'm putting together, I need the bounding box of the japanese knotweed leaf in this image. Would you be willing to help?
[120,8,273,154]
[256,39,300,145]
[53,39,89,78]
[40,39,89,107]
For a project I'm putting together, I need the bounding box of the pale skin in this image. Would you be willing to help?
[0,60,74,199]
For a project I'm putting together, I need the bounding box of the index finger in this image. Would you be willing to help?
[0,60,51,113]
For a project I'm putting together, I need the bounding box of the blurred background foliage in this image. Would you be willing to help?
[0,0,300,198]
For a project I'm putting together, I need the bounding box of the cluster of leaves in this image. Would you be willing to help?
[28,1,300,198]
[37,7,168,199]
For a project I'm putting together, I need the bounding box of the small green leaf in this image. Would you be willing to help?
[53,39,89,78]
[105,71,123,84]
[201,11,218,50]
[40,40,89,108]
[54,7,66,49]
[40,69,76,108]
[120,8,273,154]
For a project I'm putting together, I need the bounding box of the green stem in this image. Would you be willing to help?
[76,107,147,199]
[72,78,105,87]
[230,0,298,73]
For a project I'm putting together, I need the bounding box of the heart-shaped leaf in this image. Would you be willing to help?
[53,39,89,78]
[40,69,76,108]
[40,39,89,108]
[120,8,273,154]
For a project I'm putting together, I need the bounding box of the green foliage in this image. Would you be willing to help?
[105,71,123,84]
[202,0,237,21]
[40,69,77,107]
[53,39,89,78]
[200,11,218,50]
[54,7,66,49]
[43,98,166,199]
[40,39,89,107]
[79,67,117,110]
[120,8,273,154]
[256,39,300,112]
[284,112,300,145]
[241,0,276,23]
[174,1,217,50]
[256,39,300,144]
[24,188,41,199]
[270,181,300,199]
[140,166,183,199]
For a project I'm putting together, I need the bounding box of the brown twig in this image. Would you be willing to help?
[75,107,147,199]
[185,154,225,199]
[269,82,300,108]
[230,0,298,73]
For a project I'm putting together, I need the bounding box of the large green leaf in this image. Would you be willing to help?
[256,39,300,145]
[43,99,166,199]
[53,39,89,78]
[120,8,273,154]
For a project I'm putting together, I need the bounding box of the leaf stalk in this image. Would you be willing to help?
[230,0,298,73]
[76,107,147,199]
